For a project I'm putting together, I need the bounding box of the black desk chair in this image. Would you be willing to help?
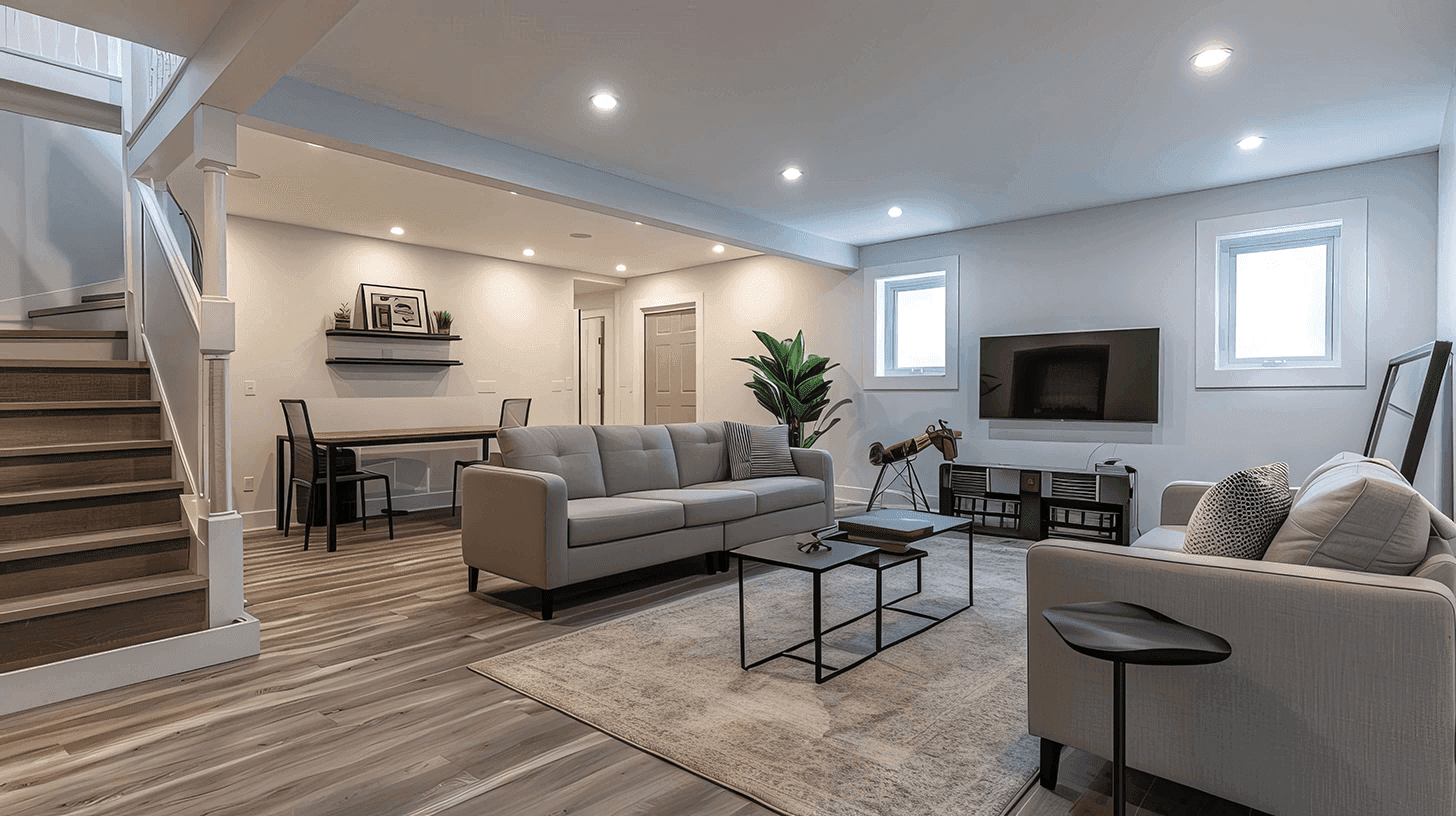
[280,399,395,550]
[452,398,531,516]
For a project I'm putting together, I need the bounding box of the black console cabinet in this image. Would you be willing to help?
[940,463,1135,546]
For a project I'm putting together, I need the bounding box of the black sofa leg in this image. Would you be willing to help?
[1039,738,1063,790]
[718,551,730,572]
[468,566,478,593]
[540,588,554,621]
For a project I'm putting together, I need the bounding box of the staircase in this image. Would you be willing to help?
[0,319,208,675]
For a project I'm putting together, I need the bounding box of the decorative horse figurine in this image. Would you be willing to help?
[866,420,963,511]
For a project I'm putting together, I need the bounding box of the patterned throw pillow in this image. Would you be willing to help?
[724,421,752,480]
[1183,462,1292,559]
[747,424,797,478]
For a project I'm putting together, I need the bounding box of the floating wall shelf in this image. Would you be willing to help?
[325,357,463,368]
[325,330,460,341]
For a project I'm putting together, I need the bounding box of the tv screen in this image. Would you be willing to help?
[979,328,1159,422]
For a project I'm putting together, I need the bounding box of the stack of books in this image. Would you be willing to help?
[837,516,933,553]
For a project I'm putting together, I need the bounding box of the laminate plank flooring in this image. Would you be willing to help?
[0,508,1263,816]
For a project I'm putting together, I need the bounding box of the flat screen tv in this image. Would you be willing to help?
[979,328,1160,422]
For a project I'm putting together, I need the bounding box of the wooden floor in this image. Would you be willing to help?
[0,509,1265,815]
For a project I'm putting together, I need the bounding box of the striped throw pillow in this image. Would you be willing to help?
[747,424,797,478]
[724,421,752,480]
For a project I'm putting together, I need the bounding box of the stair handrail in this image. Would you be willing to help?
[134,180,201,330]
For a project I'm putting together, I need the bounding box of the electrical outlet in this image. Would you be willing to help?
[244,380,256,396]
[476,380,497,394]
[243,476,255,493]
[552,380,564,392]
[564,376,575,392]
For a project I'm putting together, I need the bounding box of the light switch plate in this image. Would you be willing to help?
[243,380,256,396]
[476,380,497,394]
[551,380,564,392]
[243,476,255,493]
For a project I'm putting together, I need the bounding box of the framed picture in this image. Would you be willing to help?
[358,283,429,334]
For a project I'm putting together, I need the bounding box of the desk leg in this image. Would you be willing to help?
[275,437,285,531]
[326,443,337,552]
[968,528,975,606]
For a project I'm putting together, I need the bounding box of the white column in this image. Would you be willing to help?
[199,162,228,298]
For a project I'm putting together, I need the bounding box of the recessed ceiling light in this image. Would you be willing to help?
[781,167,803,181]
[390,226,404,235]
[510,191,518,195]
[888,206,903,218]
[616,264,627,272]
[590,92,619,111]
[712,245,725,253]
[1237,135,1265,150]
[570,233,592,239]
[1191,47,1233,71]
[634,221,643,225]
[306,142,322,149]
[523,248,535,256]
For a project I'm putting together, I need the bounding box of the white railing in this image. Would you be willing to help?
[144,47,184,108]
[0,6,122,76]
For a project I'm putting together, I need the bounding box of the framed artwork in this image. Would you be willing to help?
[358,283,429,334]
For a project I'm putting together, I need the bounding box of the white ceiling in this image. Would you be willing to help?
[10,0,229,56]
[287,0,1456,246]
[227,126,758,277]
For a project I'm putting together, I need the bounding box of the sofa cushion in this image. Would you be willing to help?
[499,426,605,499]
[566,497,684,547]
[1183,462,1292,559]
[666,422,729,486]
[592,425,681,495]
[1132,525,1187,552]
[615,488,757,526]
[1263,454,1435,575]
[688,476,824,514]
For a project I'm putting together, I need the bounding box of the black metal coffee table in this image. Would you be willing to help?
[729,509,974,683]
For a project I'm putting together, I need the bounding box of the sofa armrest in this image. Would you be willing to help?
[1027,538,1456,814]
[791,447,835,527]
[1159,480,1214,526]
[461,464,569,590]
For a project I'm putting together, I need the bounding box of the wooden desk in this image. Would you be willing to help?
[275,424,499,551]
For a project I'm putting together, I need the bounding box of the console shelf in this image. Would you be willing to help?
[940,462,1135,546]
[325,357,462,367]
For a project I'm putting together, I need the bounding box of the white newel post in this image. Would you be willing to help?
[195,107,244,627]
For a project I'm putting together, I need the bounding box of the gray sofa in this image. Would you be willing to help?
[460,422,834,619]
[1027,456,1456,815]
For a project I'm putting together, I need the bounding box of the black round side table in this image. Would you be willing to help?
[1041,601,1231,816]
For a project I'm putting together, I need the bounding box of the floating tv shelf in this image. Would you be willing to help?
[326,357,462,367]
[325,329,460,341]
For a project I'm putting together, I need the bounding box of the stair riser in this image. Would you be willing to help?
[0,537,190,600]
[0,490,182,542]
[0,339,128,362]
[0,588,206,673]
[0,409,160,446]
[0,448,172,491]
[0,368,149,402]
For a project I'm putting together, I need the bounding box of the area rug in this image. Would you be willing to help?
[469,535,1037,816]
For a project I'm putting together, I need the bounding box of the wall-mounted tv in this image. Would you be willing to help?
[979,328,1160,422]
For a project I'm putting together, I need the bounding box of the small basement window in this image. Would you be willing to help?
[862,255,959,390]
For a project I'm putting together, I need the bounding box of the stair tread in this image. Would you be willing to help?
[0,522,190,562]
[79,293,125,303]
[28,301,126,318]
[0,359,146,369]
[0,479,185,507]
[0,400,159,412]
[0,439,171,459]
[0,330,127,339]
[0,571,206,625]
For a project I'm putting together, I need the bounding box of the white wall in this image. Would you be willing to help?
[1437,65,1456,511]
[621,154,1441,530]
[228,216,583,529]
[0,110,122,318]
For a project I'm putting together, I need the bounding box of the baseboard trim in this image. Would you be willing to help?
[0,613,260,716]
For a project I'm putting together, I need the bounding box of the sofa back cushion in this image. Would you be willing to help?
[498,426,606,499]
[1264,453,1436,575]
[593,425,681,495]
[666,422,729,486]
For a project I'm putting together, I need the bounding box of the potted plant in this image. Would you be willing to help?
[333,302,352,330]
[734,330,851,448]
[432,310,453,334]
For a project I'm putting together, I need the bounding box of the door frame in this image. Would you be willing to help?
[578,308,613,425]
[633,292,705,425]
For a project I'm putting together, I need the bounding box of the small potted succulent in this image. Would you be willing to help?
[432,309,453,335]
[333,302,352,330]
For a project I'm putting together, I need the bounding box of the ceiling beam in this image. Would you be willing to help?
[128,0,357,179]
[242,78,858,272]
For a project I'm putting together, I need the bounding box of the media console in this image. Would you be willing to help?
[939,462,1136,546]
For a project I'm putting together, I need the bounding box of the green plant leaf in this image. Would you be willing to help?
[736,329,851,446]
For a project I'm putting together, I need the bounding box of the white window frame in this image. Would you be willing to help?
[1195,199,1367,389]
[862,255,959,390]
